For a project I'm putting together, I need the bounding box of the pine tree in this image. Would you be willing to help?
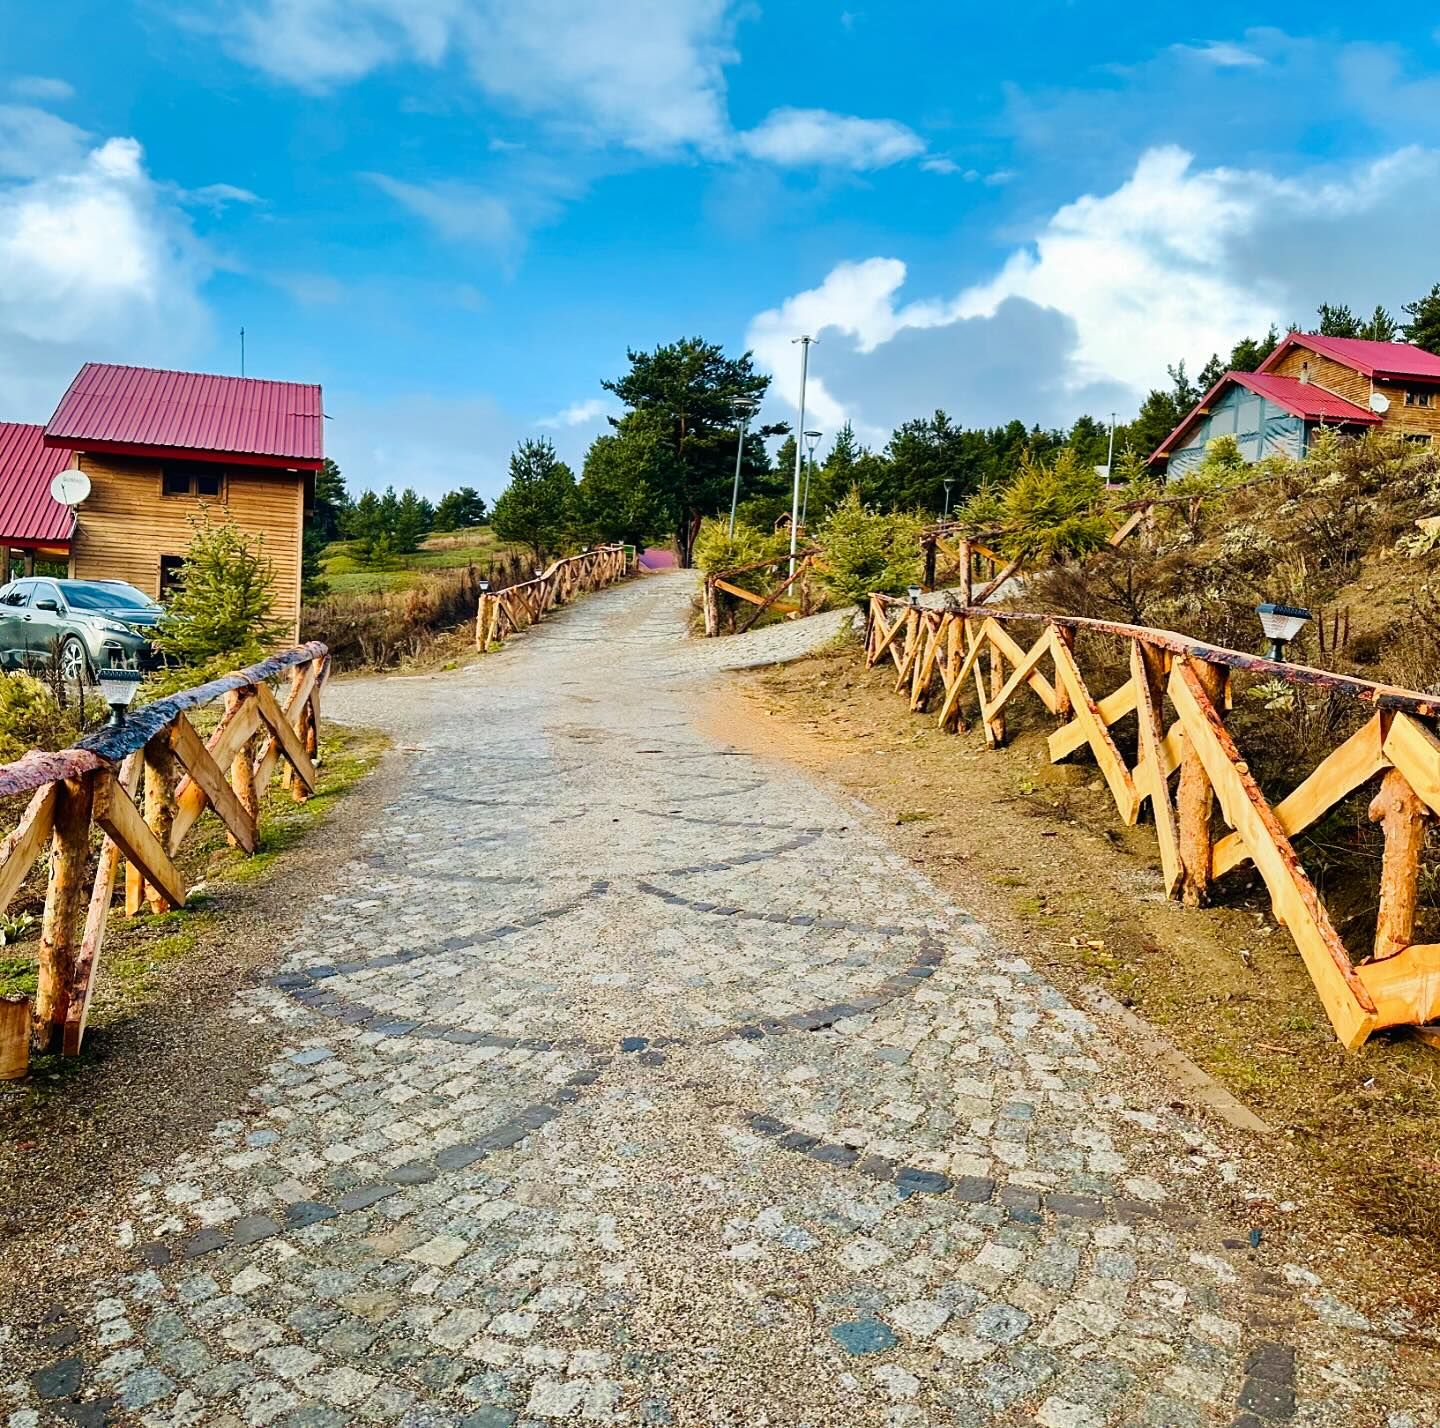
[491,437,576,563]
[434,487,488,531]
[392,488,431,554]
[1361,306,1398,342]
[1402,284,1440,355]
[1316,303,1363,337]
[151,510,281,663]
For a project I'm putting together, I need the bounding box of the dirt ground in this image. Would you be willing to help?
[708,632,1440,1304]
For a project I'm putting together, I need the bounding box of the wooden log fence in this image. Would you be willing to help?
[0,642,329,1079]
[475,544,628,651]
[866,594,1440,1049]
[701,549,823,637]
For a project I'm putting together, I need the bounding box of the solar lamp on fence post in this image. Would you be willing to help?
[1256,602,1311,662]
[907,585,923,608]
[98,667,143,727]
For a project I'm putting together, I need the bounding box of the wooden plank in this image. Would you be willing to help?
[972,553,1024,606]
[1169,655,1376,1048]
[255,658,321,793]
[93,769,186,911]
[1050,636,1138,823]
[170,694,263,849]
[0,994,27,1079]
[869,607,908,666]
[170,715,258,854]
[983,619,1058,713]
[1107,508,1145,546]
[33,773,95,1052]
[1383,713,1440,817]
[1176,659,1226,905]
[739,558,810,633]
[982,626,1054,720]
[711,577,772,607]
[0,784,56,913]
[1132,641,1182,896]
[65,751,141,1056]
[252,681,318,793]
[938,618,986,731]
[1355,944,1440,1032]
[1212,714,1388,878]
[1050,679,1137,760]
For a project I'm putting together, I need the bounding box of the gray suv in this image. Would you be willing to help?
[0,578,163,682]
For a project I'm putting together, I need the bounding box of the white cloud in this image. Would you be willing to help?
[367,173,520,248]
[215,0,735,153]
[1173,40,1266,68]
[9,76,76,102]
[205,0,920,173]
[538,397,613,429]
[738,108,924,170]
[0,105,90,179]
[0,133,211,418]
[746,144,1440,440]
[184,181,262,210]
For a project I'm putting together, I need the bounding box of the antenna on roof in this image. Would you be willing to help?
[240,326,246,378]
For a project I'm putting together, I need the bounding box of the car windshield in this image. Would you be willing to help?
[60,582,158,612]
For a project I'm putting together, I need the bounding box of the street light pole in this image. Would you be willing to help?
[1106,411,1117,480]
[943,477,954,518]
[802,428,821,531]
[727,397,757,539]
[789,336,815,576]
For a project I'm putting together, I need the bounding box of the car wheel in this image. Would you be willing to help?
[59,637,92,686]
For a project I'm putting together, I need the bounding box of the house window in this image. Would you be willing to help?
[161,462,225,498]
[1405,390,1435,408]
[159,555,185,595]
[1404,433,1434,446]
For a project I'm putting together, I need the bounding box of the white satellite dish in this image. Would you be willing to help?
[49,469,91,507]
[1369,391,1391,415]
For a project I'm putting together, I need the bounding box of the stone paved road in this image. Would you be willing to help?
[6,573,1435,1428]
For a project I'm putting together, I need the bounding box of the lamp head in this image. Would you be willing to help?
[97,666,143,726]
[907,585,923,607]
[1256,602,1311,660]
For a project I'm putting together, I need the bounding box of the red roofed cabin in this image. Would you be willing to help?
[1149,332,1440,475]
[40,364,323,639]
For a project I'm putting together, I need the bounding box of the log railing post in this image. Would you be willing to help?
[922,536,937,592]
[33,772,95,1052]
[1369,768,1431,959]
[988,641,1007,746]
[959,539,972,609]
[1052,623,1074,723]
[228,689,259,848]
[1,994,29,1079]
[141,733,177,915]
[1177,658,1227,905]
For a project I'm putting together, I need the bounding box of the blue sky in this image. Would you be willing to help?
[2,4,1440,498]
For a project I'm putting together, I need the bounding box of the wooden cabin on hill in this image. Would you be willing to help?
[1149,333,1440,474]
[37,364,323,638]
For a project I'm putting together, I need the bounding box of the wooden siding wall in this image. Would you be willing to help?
[1270,347,1440,443]
[70,454,304,640]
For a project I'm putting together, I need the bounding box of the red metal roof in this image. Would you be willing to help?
[0,423,75,548]
[44,363,323,469]
[1150,370,1379,463]
[1259,332,1440,383]
[1232,371,1381,424]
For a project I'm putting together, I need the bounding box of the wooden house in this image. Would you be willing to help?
[40,364,323,638]
[1149,333,1440,474]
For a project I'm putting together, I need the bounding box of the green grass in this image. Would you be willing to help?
[319,528,528,596]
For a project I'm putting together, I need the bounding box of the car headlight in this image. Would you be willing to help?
[97,620,134,636]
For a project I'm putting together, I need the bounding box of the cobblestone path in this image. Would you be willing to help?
[8,574,1434,1427]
